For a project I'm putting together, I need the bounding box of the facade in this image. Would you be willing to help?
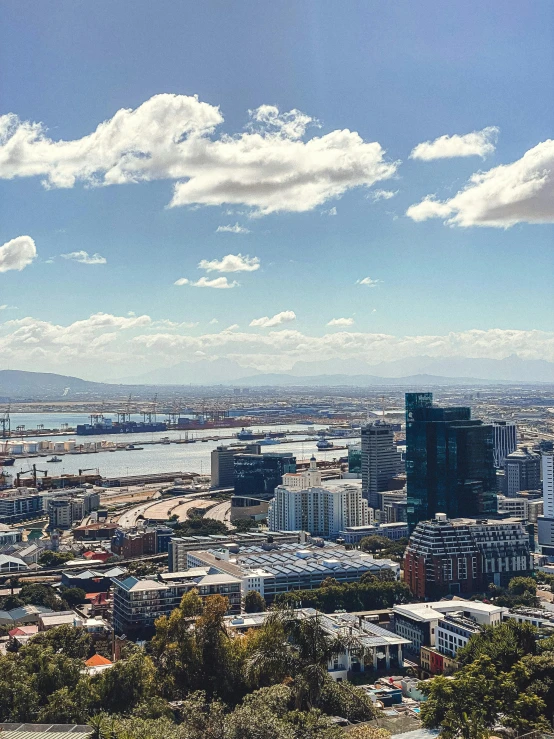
[268,478,369,539]
[436,613,480,657]
[211,443,260,488]
[111,525,173,557]
[405,392,496,529]
[393,599,503,654]
[504,447,541,497]
[338,521,408,545]
[492,421,518,469]
[0,488,43,524]
[403,513,532,598]
[113,571,241,638]
[185,542,399,603]
[537,453,554,554]
[0,554,28,573]
[233,452,296,500]
[0,524,22,547]
[112,571,242,636]
[348,444,362,475]
[361,421,402,508]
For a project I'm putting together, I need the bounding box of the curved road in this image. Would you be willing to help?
[207,500,232,528]
[116,493,214,527]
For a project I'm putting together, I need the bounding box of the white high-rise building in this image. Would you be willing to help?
[492,422,518,469]
[361,421,403,508]
[537,454,554,554]
[268,481,369,539]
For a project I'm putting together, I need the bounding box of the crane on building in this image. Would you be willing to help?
[16,465,48,488]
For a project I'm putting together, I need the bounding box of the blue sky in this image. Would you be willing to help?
[0,1,553,379]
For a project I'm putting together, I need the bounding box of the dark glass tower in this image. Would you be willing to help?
[233,452,296,500]
[406,393,496,529]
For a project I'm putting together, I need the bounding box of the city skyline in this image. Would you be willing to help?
[1,1,553,381]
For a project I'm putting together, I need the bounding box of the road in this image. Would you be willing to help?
[116,492,213,527]
[207,500,232,528]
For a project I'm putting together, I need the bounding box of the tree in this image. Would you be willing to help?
[456,619,537,673]
[39,551,76,567]
[17,583,68,611]
[359,536,392,554]
[95,648,157,715]
[244,590,266,613]
[347,728,391,739]
[60,587,87,607]
[30,624,93,659]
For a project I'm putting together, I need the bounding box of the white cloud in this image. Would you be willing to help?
[174,276,238,289]
[209,318,219,325]
[370,189,398,201]
[357,277,382,287]
[327,317,354,327]
[60,250,106,265]
[407,139,554,227]
[198,253,260,273]
[410,127,499,160]
[216,223,251,234]
[1,312,553,378]
[0,94,398,215]
[321,206,337,216]
[250,310,297,328]
[0,235,37,273]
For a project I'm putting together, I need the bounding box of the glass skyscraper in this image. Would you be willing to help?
[233,452,296,500]
[405,393,496,529]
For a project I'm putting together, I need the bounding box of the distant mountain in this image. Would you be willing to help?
[230,373,511,387]
[0,370,107,400]
[290,355,554,383]
[115,358,261,385]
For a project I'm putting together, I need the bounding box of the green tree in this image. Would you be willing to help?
[60,586,87,607]
[243,590,266,613]
[30,624,93,659]
[39,551,76,567]
[95,648,157,715]
[359,535,391,554]
[456,619,537,672]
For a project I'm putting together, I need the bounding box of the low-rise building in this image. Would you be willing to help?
[0,488,43,524]
[436,613,481,657]
[338,521,408,545]
[185,541,399,603]
[0,553,28,573]
[0,523,22,546]
[112,569,242,636]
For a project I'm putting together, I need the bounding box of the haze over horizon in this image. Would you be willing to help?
[1,1,553,382]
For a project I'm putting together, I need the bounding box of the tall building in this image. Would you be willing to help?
[233,452,296,501]
[538,453,554,555]
[211,443,261,488]
[0,488,43,524]
[348,444,362,475]
[268,480,369,538]
[504,447,541,497]
[405,392,496,529]
[404,512,532,598]
[361,420,403,508]
[492,421,518,469]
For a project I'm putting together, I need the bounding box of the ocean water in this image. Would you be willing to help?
[3,413,359,479]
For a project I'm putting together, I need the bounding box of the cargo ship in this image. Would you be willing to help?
[77,419,167,436]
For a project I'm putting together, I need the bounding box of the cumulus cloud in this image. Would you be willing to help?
[321,206,337,216]
[370,189,398,201]
[216,223,250,234]
[1,312,553,377]
[250,311,297,328]
[410,127,498,160]
[60,250,106,265]
[406,139,554,227]
[198,253,260,273]
[174,276,238,289]
[357,277,382,287]
[0,235,37,273]
[0,94,398,215]
[327,317,354,327]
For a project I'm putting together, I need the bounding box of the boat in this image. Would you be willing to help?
[258,435,280,445]
[236,428,264,441]
[0,457,15,466]
[125,444,144,451]
[316,438,334,450]
[47,456,63,463]
[76,419,168,436]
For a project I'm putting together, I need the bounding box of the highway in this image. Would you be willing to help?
[116,492,214,527]
[207,500,232,528]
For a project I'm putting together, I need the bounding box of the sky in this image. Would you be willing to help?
[0,0,553,381]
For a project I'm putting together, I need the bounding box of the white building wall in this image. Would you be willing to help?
[543,454,554,518]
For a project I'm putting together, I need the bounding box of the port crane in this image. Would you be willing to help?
[142,393,158,424]
[117,394,134,423]
[16,465,48,487]
[78,467,98,477]
[1,405,11,439]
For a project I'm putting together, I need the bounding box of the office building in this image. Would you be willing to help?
[492,421,518,469]
[233,452,296,500]
[185,542,399,603]
[0,488,43,524]
[168,530,304,572]
[403,513,532,598]
[112,570,242,636]
[339,521,408,545]
[405,392,496,529]
[538,453,554,555]
[348,444,362,475]
[504,447,541,497]
[268,480,369,539]
[393,599,503,654]
[111,525,173,557]
[211,443,261,488]
[361,421,403,508]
